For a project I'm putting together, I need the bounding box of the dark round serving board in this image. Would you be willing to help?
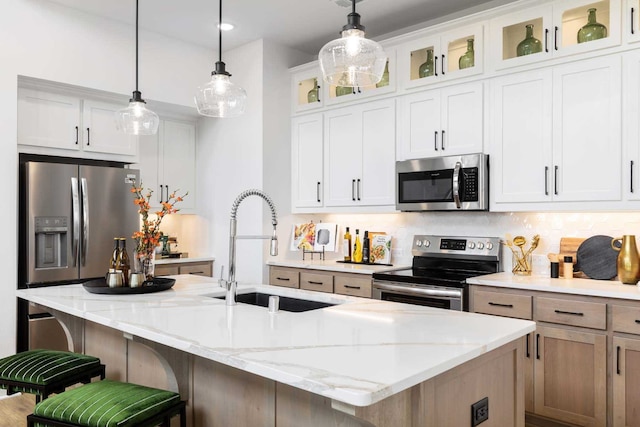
[576,235,619,280]
[82,277,176,294]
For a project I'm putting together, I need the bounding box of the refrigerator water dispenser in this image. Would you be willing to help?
[35,216,68,269]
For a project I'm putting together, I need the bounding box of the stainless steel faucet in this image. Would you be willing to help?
[219,189,278,305]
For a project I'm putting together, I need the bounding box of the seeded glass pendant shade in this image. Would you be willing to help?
[115,0,159,135]
[318,0,386,87]
[195,0,246,118]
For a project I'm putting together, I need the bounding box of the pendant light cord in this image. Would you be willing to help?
[218,0,222,64]
[135,0,139,93]
[352,0,356,15]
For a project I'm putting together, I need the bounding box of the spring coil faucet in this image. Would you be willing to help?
[220,189,278,305]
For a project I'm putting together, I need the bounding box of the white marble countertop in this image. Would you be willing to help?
[154,256,215,265]
[468,272,640,300]
[17,275,534,407]
[267,259,409,275]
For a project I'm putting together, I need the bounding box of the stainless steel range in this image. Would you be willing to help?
[372,235,501,311]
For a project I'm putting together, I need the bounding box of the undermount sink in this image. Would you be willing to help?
[213,292,335,313]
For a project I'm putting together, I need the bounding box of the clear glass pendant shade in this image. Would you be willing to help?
[319,28,386,87]
[115,100,159,135]
[195,74,247,118]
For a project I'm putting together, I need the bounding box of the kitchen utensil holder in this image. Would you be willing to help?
[302,247,325,261]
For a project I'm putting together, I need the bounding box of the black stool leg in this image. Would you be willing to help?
[180,405,187,427]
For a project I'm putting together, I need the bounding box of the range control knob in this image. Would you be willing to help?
[416,240,423,247]
[477,242,485,250]
[486,242,494,250]
[468,242,476,249]
[423,239,431,247]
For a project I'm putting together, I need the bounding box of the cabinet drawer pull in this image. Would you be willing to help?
[632,7,636,35]
[554,165,559,195]
[434,131,439,151]
[441,54,445,75]
[75,126,79,145]
[488,302,513,308]
[317,181,321,203]
[617,345,621,375]
[554,26,559,51]
[276,277,290,281]
[536,334,540,360]
[357,178,361,201]
[441,130,445,151]
[352,179,356,201]
[434,56,438,76]
[544,28,549,53]
[544,166,549,196]
[307,281,324,285]
[526,333,530,358]
[631,161,635,194]
[86,128,91,146]
[554,309,584,316]
[188,271,204,275]
[635,319,640,324]
[344,285,361,290]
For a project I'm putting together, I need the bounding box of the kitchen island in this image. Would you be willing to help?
[17,275,535,427]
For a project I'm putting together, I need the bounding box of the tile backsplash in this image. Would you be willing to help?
[276,211,640,275]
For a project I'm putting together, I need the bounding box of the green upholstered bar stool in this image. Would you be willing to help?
[0,350,105,403]
[27,380,187,427]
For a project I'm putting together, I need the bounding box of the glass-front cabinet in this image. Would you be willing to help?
[291,63,324,113]
[398,24,484,90]
[325,49,397,106]
[490,0,620,70]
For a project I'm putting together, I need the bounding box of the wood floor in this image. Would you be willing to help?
[0,393,34,427]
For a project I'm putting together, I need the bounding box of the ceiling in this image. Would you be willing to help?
[43,0,516,56]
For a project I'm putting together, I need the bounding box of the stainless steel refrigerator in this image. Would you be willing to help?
[18,156,140,350]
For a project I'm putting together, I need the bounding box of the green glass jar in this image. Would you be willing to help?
[376,62,390,88]
[418,49,434,78]
[335,86,354,97]
[458,39,475,70]
[307,78,319,104]
[517,24,543,57]
[577,8,607,43]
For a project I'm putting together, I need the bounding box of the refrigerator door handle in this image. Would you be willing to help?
[81,177,89,267]
[71,177,80,267]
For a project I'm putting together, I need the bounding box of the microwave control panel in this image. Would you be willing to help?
[462,168,478,201]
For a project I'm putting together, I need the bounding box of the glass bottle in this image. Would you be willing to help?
[109,238,119,270]
[577,8,607,43]
[352,229,363,263]
[116,238,131,286]
[362,231,370,264]
[418,48,434,78]
[517,24,543,57]
[307,78,319,104]
[376,62,390,88]
[458,39,475,69]
[343,227,352,262]
[335,85,354,97]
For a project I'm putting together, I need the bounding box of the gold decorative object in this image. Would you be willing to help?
[506,234,540,275]
[611,235,640,285]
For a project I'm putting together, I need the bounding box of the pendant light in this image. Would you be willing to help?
[318,0,387,87]
[194,0,247,118]
[115,0,159,135]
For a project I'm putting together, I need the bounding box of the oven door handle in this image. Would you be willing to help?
[453,161,462,209]
[373,282,462,299]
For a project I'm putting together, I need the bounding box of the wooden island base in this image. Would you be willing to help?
[50,309,525,427]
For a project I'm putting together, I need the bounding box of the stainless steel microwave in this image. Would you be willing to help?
[396,153,489,211]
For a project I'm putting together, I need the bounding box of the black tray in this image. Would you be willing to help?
[82,277,176,294]
[336,260,393,266]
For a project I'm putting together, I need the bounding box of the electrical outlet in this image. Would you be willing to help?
[471,397,489,426]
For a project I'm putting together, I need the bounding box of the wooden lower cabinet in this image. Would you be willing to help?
[269,266,373,298]
[613,336,640,427]
[155,260,214,277]
[534,326,607,426]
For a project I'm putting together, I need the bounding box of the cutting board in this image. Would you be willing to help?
[576,235,619,280]
[558,237,586,278]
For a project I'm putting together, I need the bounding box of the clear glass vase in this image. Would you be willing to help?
[418,49,434,78]
[458,39,475,70]
[517,24,543,57]
[135,251,155,281]
[512,253,532,276]
[577,8,607,43]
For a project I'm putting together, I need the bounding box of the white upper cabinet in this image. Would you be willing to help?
[18,88,138,161]
[291,114,324,209]
[324,99,396,207]
[490,55,622,210]
[399,81,483,159]
[489,0,620,71]
[623,51,640,200]
[398,24,484,90]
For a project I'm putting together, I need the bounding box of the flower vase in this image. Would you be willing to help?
[135,251,156,281]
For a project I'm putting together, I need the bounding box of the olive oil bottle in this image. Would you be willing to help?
[353,229,363,263]
[343,227,352,261]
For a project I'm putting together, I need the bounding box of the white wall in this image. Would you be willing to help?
[1,0,213,357]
